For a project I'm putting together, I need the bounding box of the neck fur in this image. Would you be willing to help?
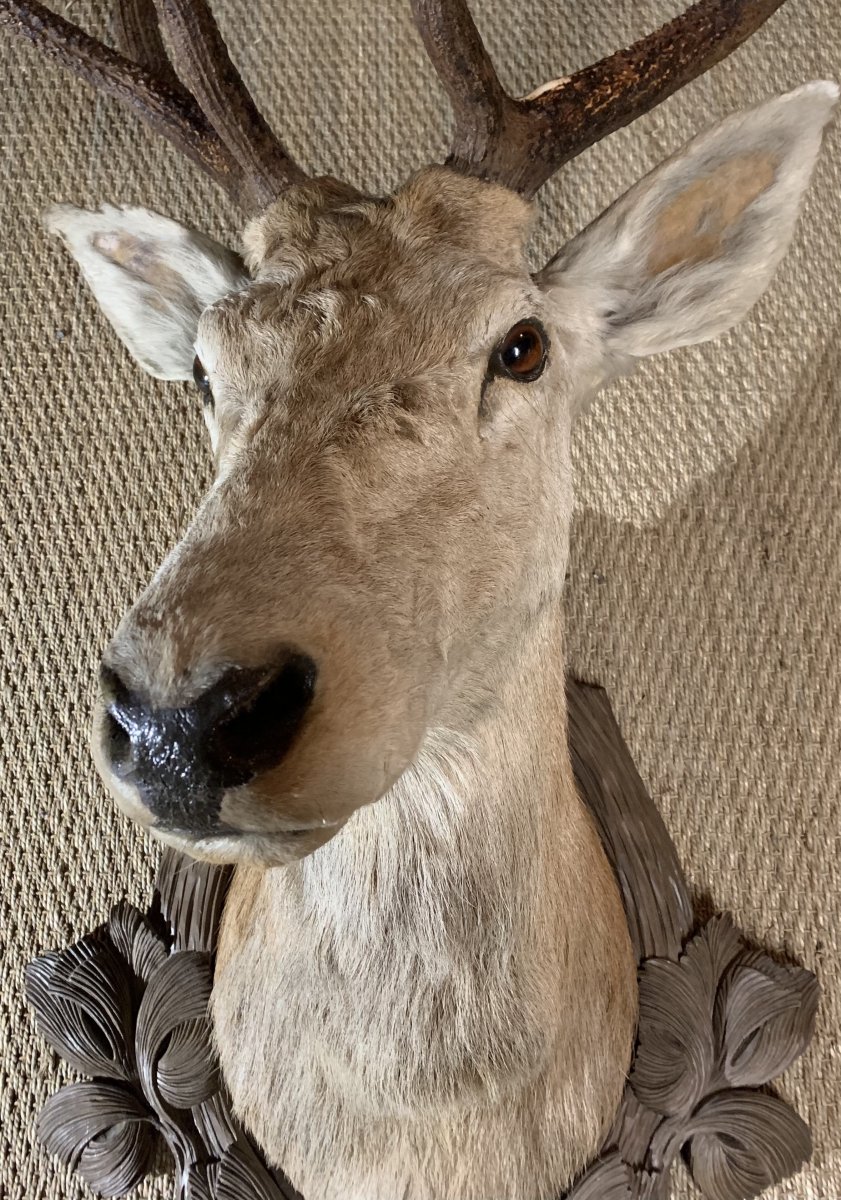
[294,607,599,1090]
[300,606,579,923]
[213,606,636,1199]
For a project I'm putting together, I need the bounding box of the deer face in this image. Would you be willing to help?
[49,86,836,866]
[56,170,585,865]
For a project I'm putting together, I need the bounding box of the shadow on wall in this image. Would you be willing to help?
[565,327,840,928]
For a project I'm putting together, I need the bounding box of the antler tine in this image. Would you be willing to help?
[412,0,788,198]
[0,0,307,212]
[0,0,249,199]
[522,0,789,194]
[151,0,308,206]
[410,0,516,163]
[111,0,180,87]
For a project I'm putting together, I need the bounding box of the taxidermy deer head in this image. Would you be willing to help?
[2,0,836,867]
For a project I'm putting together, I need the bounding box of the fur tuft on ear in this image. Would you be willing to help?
[539,81,838,368]
[45,205,249,380]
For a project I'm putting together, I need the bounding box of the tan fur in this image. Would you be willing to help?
[101,170,638,1196]
[214,620,634,1200]
[102,172,587,862]
[648,152,777,274]
[52,82,835,1200]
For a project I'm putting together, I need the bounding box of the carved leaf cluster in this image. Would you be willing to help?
[26,828,819,1200]
[29,895,819,1200]
[568,914,818,1200]
[25,881,290,1200]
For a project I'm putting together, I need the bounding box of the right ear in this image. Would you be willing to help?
[537,82,837,376]
[45,205,249,380]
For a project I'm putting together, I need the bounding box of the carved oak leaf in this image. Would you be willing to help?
[606,1087,664,1173]
[25,939,135,1081]
[193,1088,240,1159]
[716,953,819,1089]
[185,1164,214,1200]
[631,916,743,1116]
[564,1150,634,1199]
[155,848,233,954]
[686,1089,811,1200]
[37,1080,158,1197]
[216,1140,304,1200]
[108,901,169,985]
[630,954,713,1116]
[159,1017,221,1109]
[135,950,218,1111]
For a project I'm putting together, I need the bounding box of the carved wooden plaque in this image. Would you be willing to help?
[26,681,818,1199]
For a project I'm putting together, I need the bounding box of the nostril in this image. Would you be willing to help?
[104,708,132,767]
[99,665,137,770]
[207,652,317,779]
[95,652,317,816]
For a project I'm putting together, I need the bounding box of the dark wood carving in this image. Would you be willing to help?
[25,679,819,1199]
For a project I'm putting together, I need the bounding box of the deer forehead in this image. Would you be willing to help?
[198,273,545,383]
[199,170,545,399]
[243,167,534,281]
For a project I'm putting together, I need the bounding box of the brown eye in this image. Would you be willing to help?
[491,320,548,382]
[192,355,213,404]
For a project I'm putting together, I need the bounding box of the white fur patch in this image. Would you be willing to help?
[44,204,249,379]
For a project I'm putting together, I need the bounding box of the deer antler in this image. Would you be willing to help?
[110,0,180,86]
[0,0,306,210]
[411,0,788,196]
[0,0,787,208]
[152,0,307,201]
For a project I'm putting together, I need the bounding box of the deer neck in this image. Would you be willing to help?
[214,601,634,1194]
[294,601,594,963]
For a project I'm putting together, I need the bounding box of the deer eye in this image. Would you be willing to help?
[490,320,548,382]
[192,355,213,405]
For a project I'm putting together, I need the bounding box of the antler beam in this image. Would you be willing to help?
[412,0,788,196]
[153,0,307,201]
[0,0,788,208]
[0,0,306,211]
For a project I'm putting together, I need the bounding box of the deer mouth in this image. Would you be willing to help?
[90,682,347,866]
[149,820,344,868]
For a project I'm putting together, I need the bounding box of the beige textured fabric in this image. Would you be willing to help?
[0,1,839,1197]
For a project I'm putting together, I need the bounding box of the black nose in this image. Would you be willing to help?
[100,653,317,832]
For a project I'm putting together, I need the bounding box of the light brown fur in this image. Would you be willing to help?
[45,82,836,1200]
[214,616,634,1199]
[103,170,638,1196]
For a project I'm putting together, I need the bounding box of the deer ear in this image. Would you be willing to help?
[45,205,248,380]
[539,82,838,368]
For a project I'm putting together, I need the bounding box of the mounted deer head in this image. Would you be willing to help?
[6,3,838,1195]
[2,0,836,869]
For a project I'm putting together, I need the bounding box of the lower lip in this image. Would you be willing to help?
[192,825,316,839]
[156,821,338,849]
[151,822,340,868]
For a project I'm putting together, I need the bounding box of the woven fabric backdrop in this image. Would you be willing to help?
[0,1,839,1197]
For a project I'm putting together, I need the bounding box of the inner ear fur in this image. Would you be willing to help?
[538,81,839,364]
[647,151,777,275]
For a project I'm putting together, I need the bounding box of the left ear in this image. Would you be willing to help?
[538,81,838,367]
[45,204,248,379]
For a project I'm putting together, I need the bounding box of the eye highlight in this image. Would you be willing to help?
[490,320,548,383]
[193,355,213,406]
